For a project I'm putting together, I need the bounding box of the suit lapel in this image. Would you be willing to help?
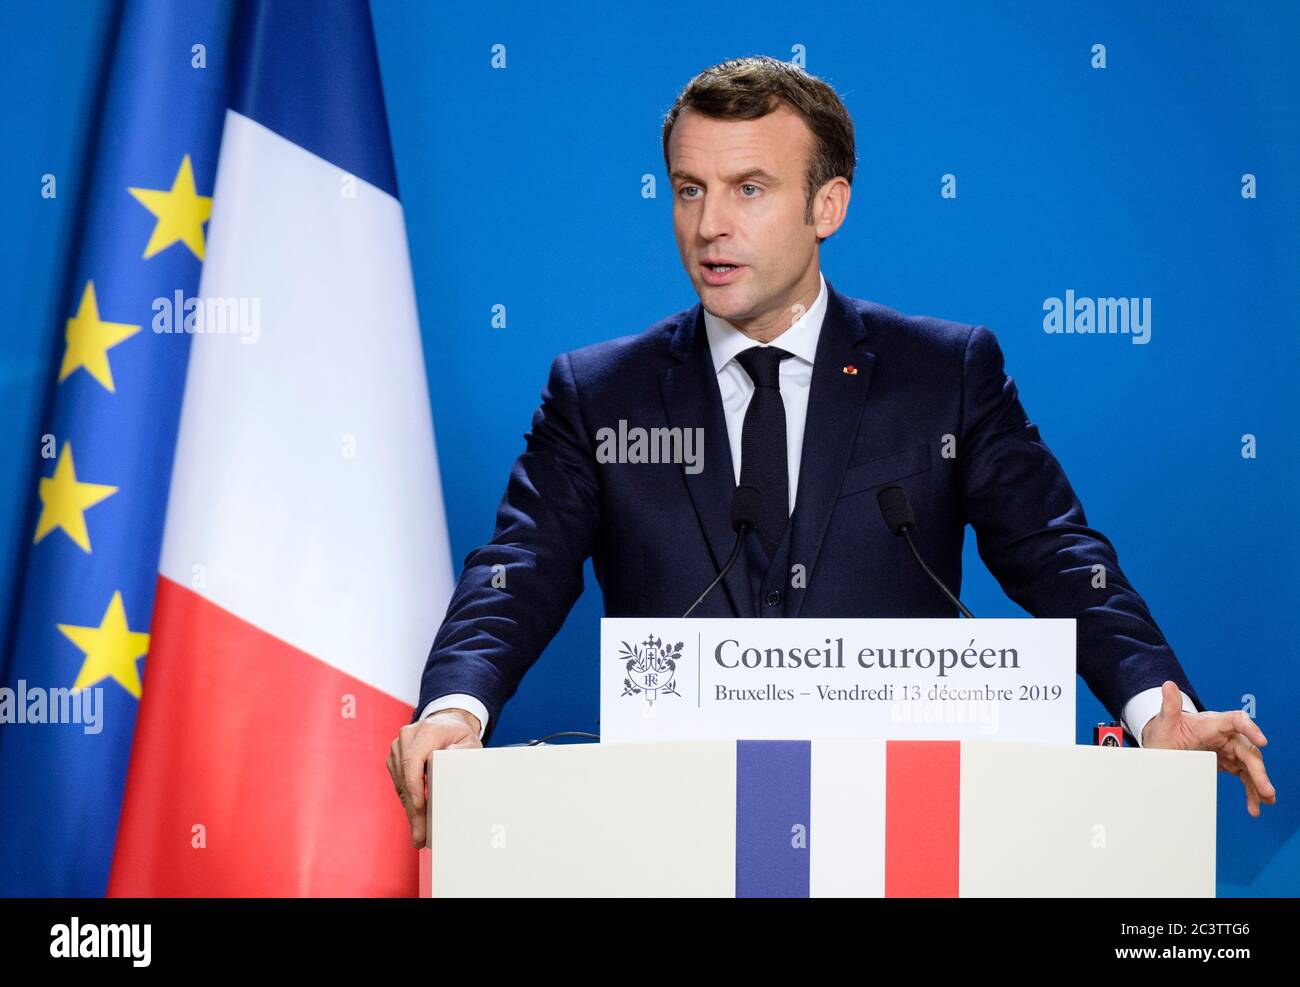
[660,305,756,617]
[787,281,877,617]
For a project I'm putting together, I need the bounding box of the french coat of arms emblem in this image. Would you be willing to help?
[618,635,683,706]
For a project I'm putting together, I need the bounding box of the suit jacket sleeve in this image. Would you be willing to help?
[956,325,1205,738]
[412,352,600,745]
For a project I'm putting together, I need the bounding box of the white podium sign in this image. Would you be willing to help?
[599,618,1076,744]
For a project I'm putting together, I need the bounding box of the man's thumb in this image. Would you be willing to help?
[1159,680,1182,719]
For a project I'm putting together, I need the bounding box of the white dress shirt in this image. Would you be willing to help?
[703,270,828,514]
[422,270,1190,744]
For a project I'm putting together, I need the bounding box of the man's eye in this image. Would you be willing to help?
[741,184,760,196]
[679,186,700,199]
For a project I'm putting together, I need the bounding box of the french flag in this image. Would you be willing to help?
[739,740,959,896]
[109,2,453,895]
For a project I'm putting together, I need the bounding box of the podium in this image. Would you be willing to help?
[425,739,1216,897]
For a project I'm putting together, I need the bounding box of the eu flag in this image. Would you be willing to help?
[0,0,233,895]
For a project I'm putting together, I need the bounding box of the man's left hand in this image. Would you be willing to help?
[1141,680,1276,817]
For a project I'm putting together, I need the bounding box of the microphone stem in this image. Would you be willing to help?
[683,526,750,617]
[901,527,974,618]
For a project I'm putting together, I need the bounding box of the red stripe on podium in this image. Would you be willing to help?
[884,741,960,897]
[108,576,420,896]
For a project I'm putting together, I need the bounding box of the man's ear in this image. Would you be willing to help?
[813,176,851,240]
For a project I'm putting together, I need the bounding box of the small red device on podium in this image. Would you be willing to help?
[1093,723,1124,747]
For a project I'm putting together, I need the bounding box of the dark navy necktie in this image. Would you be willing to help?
[734,345,794,558]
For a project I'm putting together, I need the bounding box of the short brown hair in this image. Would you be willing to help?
[661,56,856,235]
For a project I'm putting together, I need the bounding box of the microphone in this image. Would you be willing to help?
[682,483,761,617]
[877,483,974,618]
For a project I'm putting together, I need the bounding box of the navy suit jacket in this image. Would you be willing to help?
[414,279,1204,745]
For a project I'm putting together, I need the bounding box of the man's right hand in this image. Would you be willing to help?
[387,708,482,849]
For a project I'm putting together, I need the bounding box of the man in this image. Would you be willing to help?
[388,56,1275,849]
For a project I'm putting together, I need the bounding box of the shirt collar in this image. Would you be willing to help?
[702,270,827,375]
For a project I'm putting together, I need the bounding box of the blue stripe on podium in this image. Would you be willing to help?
[735,740,811,897]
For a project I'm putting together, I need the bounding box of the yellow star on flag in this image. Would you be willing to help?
[59,591,149,698]
[58,280,141,393]
[33,442,117,552]
[128,153,212,260]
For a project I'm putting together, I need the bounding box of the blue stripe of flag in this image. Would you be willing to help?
[232,0,399,199]
[735,740,811,898]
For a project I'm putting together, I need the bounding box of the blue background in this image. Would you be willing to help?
[1,0,1295,896]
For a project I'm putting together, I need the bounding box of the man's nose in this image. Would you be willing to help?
[697,191,732,240]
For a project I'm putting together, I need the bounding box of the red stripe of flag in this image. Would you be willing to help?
[108,576,418,896]
[885,740,960,897]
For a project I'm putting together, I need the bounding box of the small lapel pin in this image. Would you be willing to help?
[842,364,858,376]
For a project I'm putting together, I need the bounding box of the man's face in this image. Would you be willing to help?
[669,104,832,339]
